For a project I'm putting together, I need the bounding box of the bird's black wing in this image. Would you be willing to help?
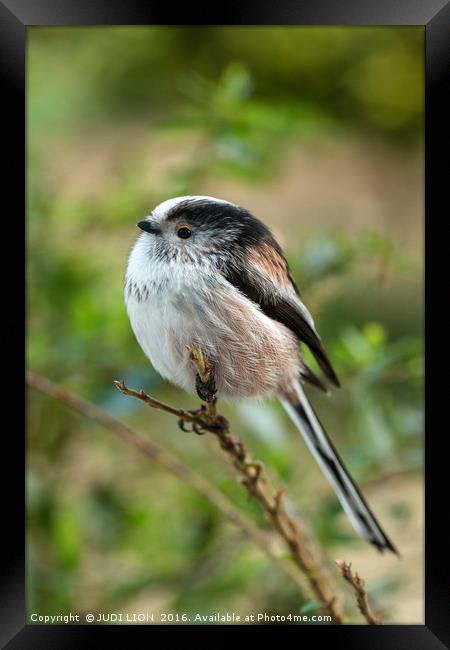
[221,261,340,388]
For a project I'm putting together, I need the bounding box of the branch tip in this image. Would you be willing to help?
[335,559,381,625]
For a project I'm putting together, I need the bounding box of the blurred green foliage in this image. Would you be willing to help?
[29,27,423,137]
[27,27,423,623]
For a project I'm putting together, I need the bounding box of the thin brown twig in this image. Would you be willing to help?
[335,560,381,625]
[113,347,345,624]
[25,371,309,597]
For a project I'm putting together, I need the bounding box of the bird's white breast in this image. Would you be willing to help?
[124,238,214,392]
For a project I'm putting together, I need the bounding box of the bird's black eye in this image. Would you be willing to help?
[177,225,192,239]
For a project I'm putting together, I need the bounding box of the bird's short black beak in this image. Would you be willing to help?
[137,220,160,234]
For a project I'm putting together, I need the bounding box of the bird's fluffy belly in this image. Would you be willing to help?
[126,283,300,400]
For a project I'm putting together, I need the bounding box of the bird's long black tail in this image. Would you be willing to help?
[281,381,398,554]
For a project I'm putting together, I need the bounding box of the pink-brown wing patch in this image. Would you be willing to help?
[246,241,296,291]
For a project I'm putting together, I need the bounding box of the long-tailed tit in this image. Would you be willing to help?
[125,195,397,554]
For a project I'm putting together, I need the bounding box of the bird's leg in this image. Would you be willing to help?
[178,345,212,432]
[195,371,217,403]
[187,345,217,403]
[179,345,228,434]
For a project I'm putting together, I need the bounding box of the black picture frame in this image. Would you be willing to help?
[3,0,448,646]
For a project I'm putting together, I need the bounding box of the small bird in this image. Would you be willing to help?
[125,195,397,554]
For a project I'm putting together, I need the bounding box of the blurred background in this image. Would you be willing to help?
[27,27,424,624]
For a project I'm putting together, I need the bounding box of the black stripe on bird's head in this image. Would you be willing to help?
[166,197,275,251]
